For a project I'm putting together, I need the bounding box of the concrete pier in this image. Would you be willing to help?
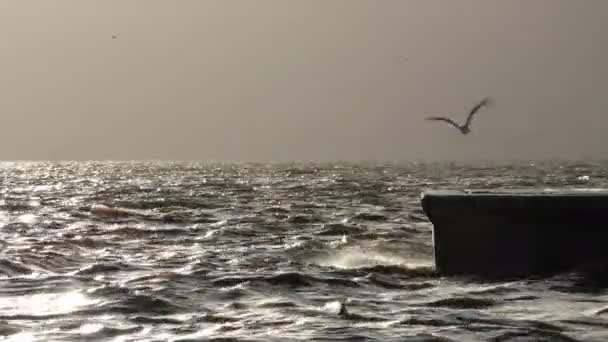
[421,189,608,277]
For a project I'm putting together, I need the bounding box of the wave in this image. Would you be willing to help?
[423,297,497,310]
[211,272,360,289]
[0,259,32,277]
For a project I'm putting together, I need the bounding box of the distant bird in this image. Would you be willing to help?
[425,97,492,135]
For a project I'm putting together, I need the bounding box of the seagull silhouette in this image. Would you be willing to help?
[425,97,492,135]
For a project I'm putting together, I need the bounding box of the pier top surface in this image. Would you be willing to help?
[422,188,608,198]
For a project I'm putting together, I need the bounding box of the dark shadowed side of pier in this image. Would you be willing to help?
[421,189,608,277]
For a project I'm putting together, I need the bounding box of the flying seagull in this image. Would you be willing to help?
[425,97,492,135]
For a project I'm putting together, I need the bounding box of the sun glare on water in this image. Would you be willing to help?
[0,291,98,317]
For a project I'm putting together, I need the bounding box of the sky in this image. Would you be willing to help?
[1,0,607,162]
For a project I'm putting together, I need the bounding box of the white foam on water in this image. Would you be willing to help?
[322,300,342,314]
[312,245,429,269]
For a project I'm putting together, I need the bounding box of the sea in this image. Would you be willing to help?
[0,160,607,342]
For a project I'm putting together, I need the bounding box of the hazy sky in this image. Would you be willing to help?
[1,0,607,162]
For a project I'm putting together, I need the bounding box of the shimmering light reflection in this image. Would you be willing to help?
[18,214,38,225]
[0,291,98,316]
[1,332,36,342]
[79,323,104,334]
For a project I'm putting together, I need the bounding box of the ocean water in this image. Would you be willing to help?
[0,160,607,341]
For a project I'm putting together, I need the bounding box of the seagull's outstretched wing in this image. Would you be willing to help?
[426,116,461,129]
[464,97,491,127]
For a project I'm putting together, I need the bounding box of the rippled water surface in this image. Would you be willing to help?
[1,161,608,341]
